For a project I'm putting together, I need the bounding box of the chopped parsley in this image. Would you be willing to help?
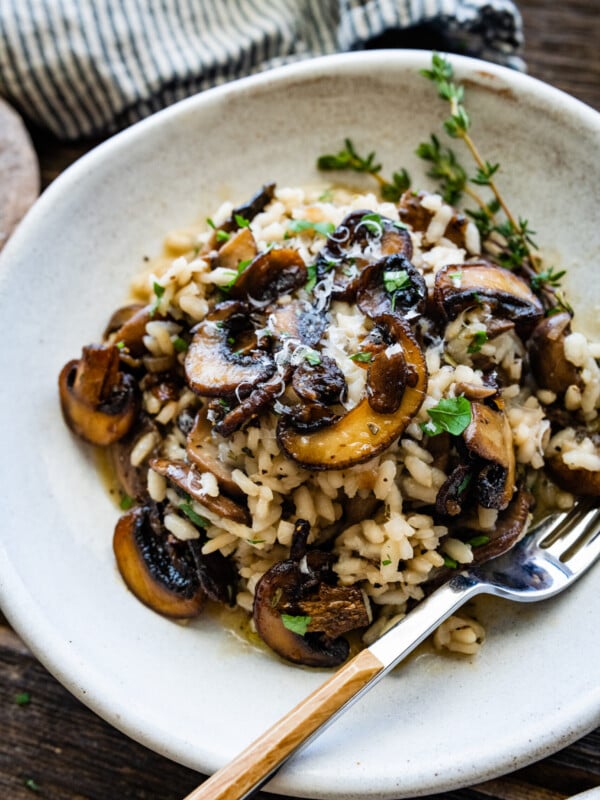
[468,535,491,547]
[287,219,335,237]
[304,349,321,366]
[119,494,134,511]
[234,213,250,228]
[350,351,373,363]
[305,263,318,292]
[467,330,488,353]
[383,269,410,294]
[179,503,208,528]
[172,336,188,353]
[149,281,165,316]
[216,230,230,243]
[443,556,458,569]
[281,614,312,636]
[421,396,472,437]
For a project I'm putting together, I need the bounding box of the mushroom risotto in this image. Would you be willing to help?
[58,182,600,666]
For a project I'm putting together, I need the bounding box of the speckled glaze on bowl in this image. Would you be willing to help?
[0,51,599,799]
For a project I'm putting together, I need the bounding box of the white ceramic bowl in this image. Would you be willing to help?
[1,51,599,799]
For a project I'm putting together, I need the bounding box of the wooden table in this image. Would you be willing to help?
[2,1,599,798]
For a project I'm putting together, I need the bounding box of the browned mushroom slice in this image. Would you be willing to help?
[187,539,237,606]
[104,303,146,339]
[292,355,346,405]
[278,314,427,470]
[252,520,369,667]
[529,312,582,395]
[357,254,427,321]
[228,247,307,304]
[213,226,258,270]
[107,303,162,357]
[452,382,498,401]
[398,190,471,249]
[267,300,328,348]
[219,183,276,234]
[185,300,274,396]
[434,261,544,324]
[545,428,600,496]
[110,414,159,500]
[316,210,413,301]
[58,344,138,446]
[435,464,473,517]
[214,366,293,437]
[467,489,533,564]
[366,345,415,414]
[425,489,533,592]
[282,402,340,432]
[186,410,245,499]
[150,458,250,525]
[463,400,516,510]
[113,505,204,618]
[149,457,250,524]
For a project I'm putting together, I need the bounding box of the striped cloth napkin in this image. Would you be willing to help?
[0,0,523,141]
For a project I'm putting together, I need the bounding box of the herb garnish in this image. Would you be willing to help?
[15,691,31,706]
[317,138,411,201]
[421,396,472,437]
[234,213,250,228]
[468,535,491,547]
[350,351,373,363]
[304,349,321,366]
[179,503,208,528]
[149,281,165,316]
[281,614,312,636]
[119,493,134,511]
[172,336,188,353]
[467,330,488,354]
[383,269,410,294]
[287,219,335,237]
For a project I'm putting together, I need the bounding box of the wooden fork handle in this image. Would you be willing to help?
[184,648,384,800]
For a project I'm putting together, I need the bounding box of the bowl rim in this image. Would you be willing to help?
[1,48,599,799]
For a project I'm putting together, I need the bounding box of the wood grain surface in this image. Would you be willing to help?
[0,98,39,251]
[1,2,599,799]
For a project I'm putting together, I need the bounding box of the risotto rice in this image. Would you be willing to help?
[58,182,600,665]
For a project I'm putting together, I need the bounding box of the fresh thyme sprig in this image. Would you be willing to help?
[420,53,537,270]
[317,138,411,202]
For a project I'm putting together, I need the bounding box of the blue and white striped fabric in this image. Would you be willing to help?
[0,0,523,141]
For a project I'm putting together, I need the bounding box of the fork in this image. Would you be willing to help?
[185,500,600,800]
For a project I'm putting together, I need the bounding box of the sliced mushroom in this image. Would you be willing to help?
[529,312,582,395]
[219,183,276,234]
[267,300,328,347]
[107,303,161,357]
[58,344,138,446]
[398,190,472,249]
[213,226,258,270]
[467,489,533,564]
[186,410,245,500]
[357,254,427,320]
[316,210,413,301]
[187,539,237,606]
[229,248,307,304]
[149,457,250,525]
[366,345,416,414]
[434,261,544,325]
[436,464,473,517]
[214,367,292,438]
[463,399,516,510]
[113,504,204,618]
[104,303,146,339]
[110,414,159,500]
[252,520,369,666]
[184,300,274,396]
[545,428,600,496]
[278,314,427,470]
[292,355,346,405]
